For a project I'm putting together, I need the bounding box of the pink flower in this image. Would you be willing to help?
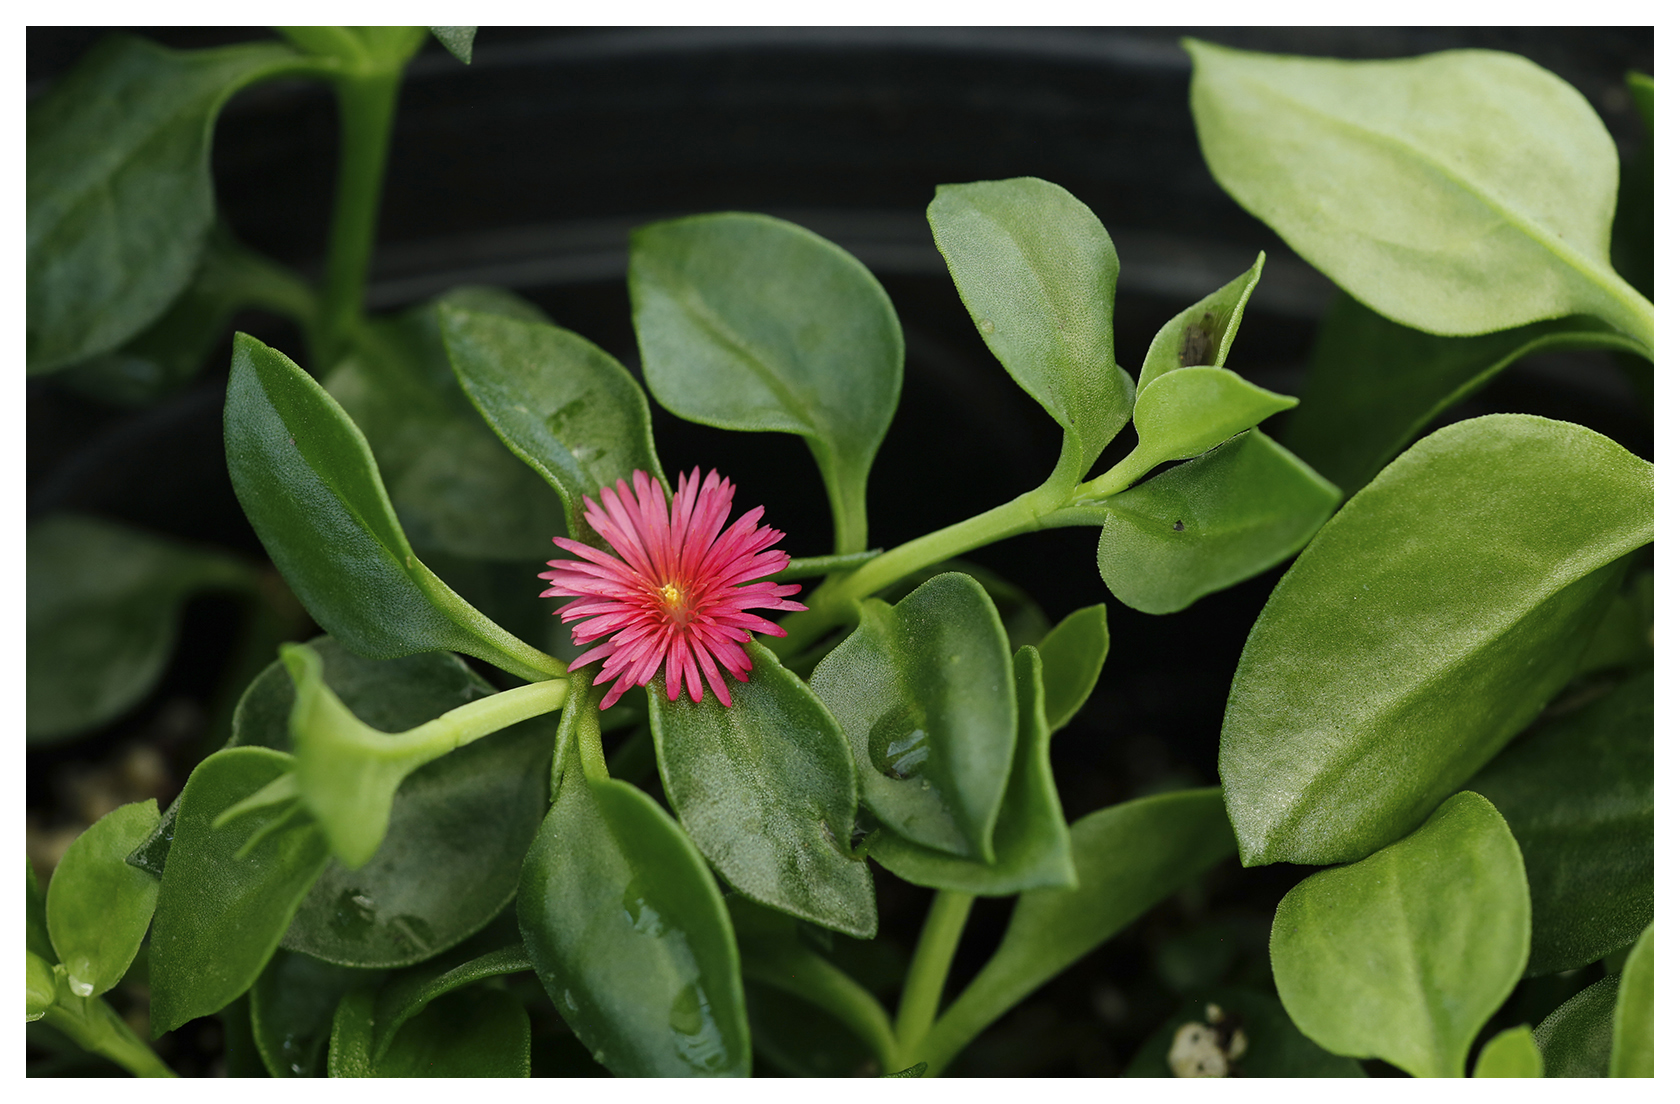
[539,469,807,709]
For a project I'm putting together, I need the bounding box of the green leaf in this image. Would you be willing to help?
[629,212,902,553]
[1610,924,1652,1077]
[887,1062,929,1077]
[223,332,565,683]
[1185,40,1652,348]
[1123,987,1365,1077]
[429,26,475,64]
[1285,293,1648,494]
[1221,414,1653,866]
[1137,253,1267,390]
[326,986,379,1076]
[517,735,750,1076]
[370,986,530,1076]
[867,646,1076,895]
[27,35,319,374]
[44,800,161,999]
[229,636,555,966]
[27,952,58,1022]
[27,514,254,744]
[923,788,1234,1069]
[439,303,666,550]
[928,177,1131,476]
[370,927,531,1062]
[648,642,876,938]
[1469,670,1651,975]
[1127,368,1297,476]
[27,864,55,964]
[250,949,370,1077]
[1474,1025,1544,1077]
[1533,974,1618,1077]
[809,572,1016,861]
[275,27,428,71]
[58,223,316,406]
[1270,792,1530,1078]
[1097,431,1338,616]
[1036,604,1108,733]
[326,289,567,562]
[149,747,331,1035]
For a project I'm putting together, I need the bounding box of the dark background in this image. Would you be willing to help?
[27,26,1654,1076]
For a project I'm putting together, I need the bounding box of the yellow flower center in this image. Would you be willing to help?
[657,581,692,624]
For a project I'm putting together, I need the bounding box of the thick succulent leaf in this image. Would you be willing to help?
[809,573,1016,861]
[1533,975,1618,1077]
[1035,604,1108,733]
[1186,40,1652,348]
[372,987,530,1076]
[925,788,1234,1064]
[867,646,1076,895]
[429,26,475,64]
[1469,670,1652,975]
[1286,293,1649,493]
[250,949,371,1077]
[649,641,876,937]
[370,923,531,1062]
[1221,415,1653,866]
[326,289,566,562]
[27,35,318,373]
[1610,924,1652,1077]
[517,736,750,1076]
[44,800,161,999]
[149,747,331,1035]
[224,332,564,683]
[1474,1026,1544,1077]
[1136,253,1266,390]
[1127,367,1297,476]
[439,303,665,550]
[27,864,55,965]
[1271,792,1530,1078]
[629,212,902,552]
[927,177,1130,474]
[1098,431,1338,615]
[1123,987,1365,1077]
[27,952,57,1022]
[27,514,254,744]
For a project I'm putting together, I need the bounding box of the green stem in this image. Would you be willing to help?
[893,891,975,1067]
[42,992,174,1078]
[399,679,570,764]
[573,691,611,784]
[317,67,404,367]
[1075,443,1157,503]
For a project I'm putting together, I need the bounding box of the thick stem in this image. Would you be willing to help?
[399,679,570,764]
[893,891,975,1067]
[317,68,404,366]
[43,993,175,1078]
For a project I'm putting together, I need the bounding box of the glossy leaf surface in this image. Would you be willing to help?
[649,642,875,937]
[27,35,314,373]
[518,740,750,1076]
[1610,924,1652,1077]
[229,637,553,966]
[1098,431,1338,615]
[1469,670,1652,975]
[150,747,331,1034]
[27,514,252,744]
[44,800,160,999]
[868,646,1075,895]
[928,177,1130,474]
[250,949,369,1077]
[810,573,1015,861]
[224,332,563,683]
[1136,253,1266,389]
[927,788,1234,1063]
[1128,368,1297,476]
[1474,1026,1543,1077]
[440,303,666,549]
[1186,40,1651,346]
[1271,793,1529,1078]
[1533,975,1617,1077]
[1035,604,1108,733]
[629,212,901,552]
[326,288,565,562]
[1221,415,1653,865]
[1123,987,1365,1077]
[1286,293,1648,493]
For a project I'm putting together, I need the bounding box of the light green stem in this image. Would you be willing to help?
[43,991,175,1078]
[894,891,975,1068]
[397,679,570,765]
